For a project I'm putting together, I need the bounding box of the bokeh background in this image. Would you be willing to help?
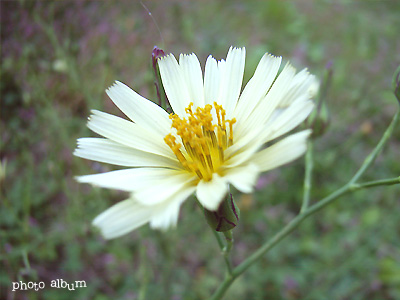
[1,0,400,299]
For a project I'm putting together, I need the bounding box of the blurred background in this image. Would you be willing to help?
[1,0,400,299]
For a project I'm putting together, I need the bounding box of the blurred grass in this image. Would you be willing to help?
[1,0,400,299]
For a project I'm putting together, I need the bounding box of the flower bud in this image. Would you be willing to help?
[151,46,169,110]
[308,61,332,138]
[310,100,330,138]
[152,46,165,66]
[204,194,240,232]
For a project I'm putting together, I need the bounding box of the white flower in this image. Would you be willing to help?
[74,46,318,239]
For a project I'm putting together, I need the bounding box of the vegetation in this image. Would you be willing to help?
[1,1,399,299]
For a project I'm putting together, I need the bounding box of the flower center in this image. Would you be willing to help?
[164,102,236,182]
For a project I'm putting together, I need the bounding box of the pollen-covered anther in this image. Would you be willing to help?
[227,118,236,146]
[164,102,236,181]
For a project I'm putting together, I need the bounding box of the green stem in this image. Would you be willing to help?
[349,110,399,184]
[223,230,233,254]
[301,177,399,218]
[209,109,399,300]
[212,230,225,250]
[350,177,400,190]
[137,244,149,300]
[209,274,235,300]
[211,177,400,299]
[211,230,233,275]
[222,230,234,275]
[301,140,314,213]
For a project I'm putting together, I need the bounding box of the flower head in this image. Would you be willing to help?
[74,46,318,239]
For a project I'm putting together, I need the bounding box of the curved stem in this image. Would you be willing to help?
[209,109,399,300]
[211,177,399,299]
[209,274,235,300]
[222,230,234,274]
[349,110,399,183]
[223,230,233,254]
[211,230,233,275]
[212,229,224,249]
[350,177,400,189]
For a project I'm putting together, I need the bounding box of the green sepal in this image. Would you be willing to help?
[204,194,240,232]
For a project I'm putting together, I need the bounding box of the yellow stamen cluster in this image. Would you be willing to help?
[164,102,236,181]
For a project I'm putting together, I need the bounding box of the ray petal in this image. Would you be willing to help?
[252,130,311,172]
[106,81,171,136]
[87,110,174,159]
[235,53,282,123]
[92,198,153,239]
[196,174,228,211]
[217,47,246,118]
[224,163,259,193]
[179,53,205,109]
[76,168,187,192]
[204,55,220,106]
[158,54,191,117]
[149,184,196,229]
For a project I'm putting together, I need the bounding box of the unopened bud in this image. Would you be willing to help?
[204,194,240,232]
[308,61,332,138]
[310,100,330,138]
[152,46,165,67]
[151,46,168,110]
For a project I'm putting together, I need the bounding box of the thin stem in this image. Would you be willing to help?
[351,177,400,189]
[212,177,400,299]
[138,244,149,300]
[301,140,314,213]
[232,182,359,279]
[211,228,233,275]
[212,230,224,250]
[209,109,399,300]
[223,230,233,254]
[209,275,235,300]
[222,230,234,274]
[301,177,400,220]
[350,110,399,184]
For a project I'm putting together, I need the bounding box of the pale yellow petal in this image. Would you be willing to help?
[106,81,171,136]
[74,138,179,168]
[224,163,259,193]
[87,110,174,159]
[196,174,228,211]
[252,130,311,172]
[158,54,190,117]
[92,199,152,239]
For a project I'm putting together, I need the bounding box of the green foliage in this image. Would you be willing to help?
[1,1,399,299]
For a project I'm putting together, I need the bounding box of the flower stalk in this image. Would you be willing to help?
[206,194,238,275]
[222,230,234,273]
[211,230,233,275]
